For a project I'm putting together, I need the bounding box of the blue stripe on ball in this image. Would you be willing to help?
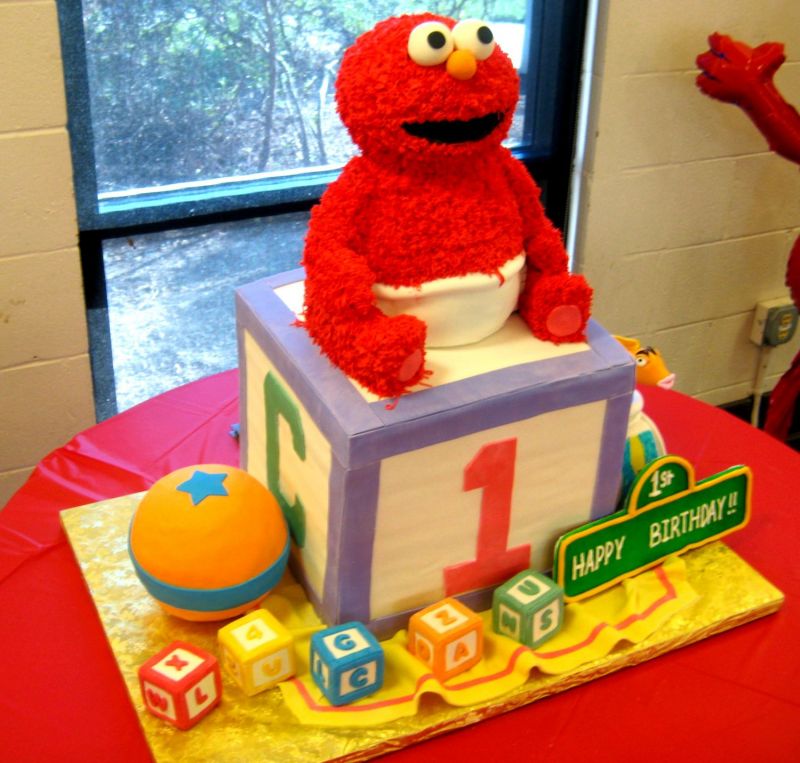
[128,533,290,612]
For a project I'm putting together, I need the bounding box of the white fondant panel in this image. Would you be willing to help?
[369,400,606,619]
[445,631,478,671]
[142,681,176,720]
[230,619,277,650]
[152,647,203,681]
[272,279,590,402]
[185,673,218,719]
[243,329,332,600]
[273,280,305,316]
[252,649,291,687]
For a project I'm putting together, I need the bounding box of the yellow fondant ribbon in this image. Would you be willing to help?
[269,556,697,727]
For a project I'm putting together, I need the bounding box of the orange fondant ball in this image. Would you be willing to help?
[129,465,289,621]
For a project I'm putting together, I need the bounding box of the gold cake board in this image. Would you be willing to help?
[62,495,783,763]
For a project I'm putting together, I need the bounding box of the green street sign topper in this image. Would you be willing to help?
[553,455,752,601]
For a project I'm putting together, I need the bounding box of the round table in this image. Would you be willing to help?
[1,371,798,762]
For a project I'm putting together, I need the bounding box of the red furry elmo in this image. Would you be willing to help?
[302,13,592,397]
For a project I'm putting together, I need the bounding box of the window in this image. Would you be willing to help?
[58,1,589,419]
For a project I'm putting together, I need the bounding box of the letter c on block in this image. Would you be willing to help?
[265,372,307,546]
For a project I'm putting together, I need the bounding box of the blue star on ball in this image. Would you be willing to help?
[177,470,229,506]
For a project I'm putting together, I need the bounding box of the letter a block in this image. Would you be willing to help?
[310,622,384,706]
[492,569,564,649]
[138,641,221,730]
[218,609,295,696]
[408,598,483,681]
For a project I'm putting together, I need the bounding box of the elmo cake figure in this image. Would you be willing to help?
[303,14,592,398]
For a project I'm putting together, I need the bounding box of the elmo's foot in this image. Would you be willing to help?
[397,348,424,383]
[348,313,427,397]
[520,273,592,344]
[546,304,583,338]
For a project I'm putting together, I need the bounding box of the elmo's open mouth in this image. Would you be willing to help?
[401,112,504,144]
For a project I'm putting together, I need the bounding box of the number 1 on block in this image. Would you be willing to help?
[444,438,531,595]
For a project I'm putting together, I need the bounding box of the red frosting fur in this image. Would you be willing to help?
[302,14,592,397]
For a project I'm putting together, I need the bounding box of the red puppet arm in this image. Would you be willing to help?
[697,33,800,439]
[499,149,592,343]
[697,33,800,165]
[302,157,427,398]
[764,236,800,440]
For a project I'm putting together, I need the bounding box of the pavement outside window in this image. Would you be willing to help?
[95,211,308,419]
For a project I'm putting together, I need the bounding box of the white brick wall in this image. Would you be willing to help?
[0,0,95,507]
[574,0,800,405]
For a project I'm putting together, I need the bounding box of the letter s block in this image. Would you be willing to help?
[408,598,483,681]
[492,569,564,649]
[309,622,384,706]
[218,609,295,696]
[138,641,221,730]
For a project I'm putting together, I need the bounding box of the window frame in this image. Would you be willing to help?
[57,0,589,418]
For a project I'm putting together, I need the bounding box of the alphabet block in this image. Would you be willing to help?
[310,622,384,706]
[408,598,483,681]
[218,609,295,696]
[238,271,633,637]
[138,641,221,730]
[492,569,564,648]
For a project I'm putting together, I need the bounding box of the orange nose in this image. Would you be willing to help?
[447,49,477,80]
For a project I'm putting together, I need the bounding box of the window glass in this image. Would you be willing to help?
[64,0,587,418]
[82,1,527,201]
[103,212,308,412]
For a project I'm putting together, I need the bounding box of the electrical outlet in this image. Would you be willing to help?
[750,297,799,347]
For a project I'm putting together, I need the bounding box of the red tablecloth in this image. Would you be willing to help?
[1,371,798,762]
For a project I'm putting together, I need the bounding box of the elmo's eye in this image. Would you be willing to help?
[452,19,496,60]
[408,21,454,66]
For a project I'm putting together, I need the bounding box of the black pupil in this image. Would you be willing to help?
[477,26,493,44]
[428,30,446,49]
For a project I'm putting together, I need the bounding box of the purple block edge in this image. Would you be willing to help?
[323,462,380,625]
[591,392,633,519]
[237,271,635,471]
[236,301,250,473]
[356,359,634,467]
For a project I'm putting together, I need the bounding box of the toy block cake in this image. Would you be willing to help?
[236,270,633,637]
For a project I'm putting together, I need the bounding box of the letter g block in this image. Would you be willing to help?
[492,569,564,649]
[309,622,384,706]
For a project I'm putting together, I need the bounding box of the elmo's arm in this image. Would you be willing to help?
[498,149,569,276]
[302,157,427,397]
[303,157,377,316]
[499,150,592,343]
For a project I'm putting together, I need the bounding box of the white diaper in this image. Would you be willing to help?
[372,253,525,347]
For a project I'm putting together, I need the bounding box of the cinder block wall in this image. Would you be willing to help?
[2,1,799,506]
[573,0,800,405]
[0,0,94,507]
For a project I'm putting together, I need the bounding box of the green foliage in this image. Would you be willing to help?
[82,0,526,192]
